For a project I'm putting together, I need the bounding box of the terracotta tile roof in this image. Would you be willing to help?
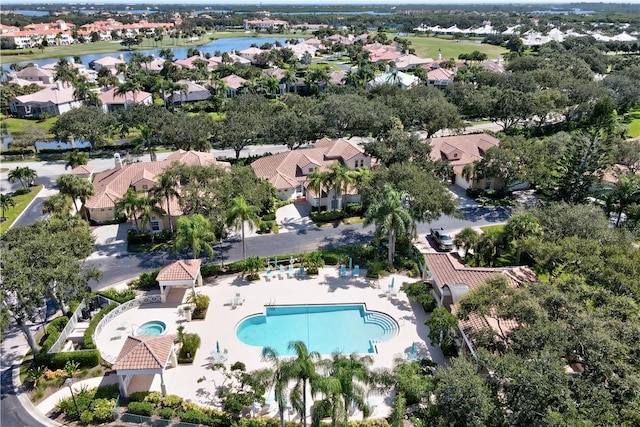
[251,138,367,190]
[427,133,500,174]
[221,74,247,90]
[157,259,202,282]
[329,71,345,85]
[85,150,230,211]
[70,165,94,175]
[113,335,176,371]
[12,66,54,79]
[91,56,126,67]
[426,67,455,81]
[14,85,77,105]
[99,87,152,105]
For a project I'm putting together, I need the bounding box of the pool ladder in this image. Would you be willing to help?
[267,298,277,307]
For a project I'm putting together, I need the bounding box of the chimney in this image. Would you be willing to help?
[114,152,122,170]
[438,48,442,60]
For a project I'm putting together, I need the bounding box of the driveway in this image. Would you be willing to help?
[87,223,130,259]
[275,201,317,233]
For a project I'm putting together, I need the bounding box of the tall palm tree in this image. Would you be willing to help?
[453,227,480,259]
[504,212,542,264]
[307,169,329,213]
[64,150,88,170]
[115,187,141,230]
[173,213,216,259]
[0,194,15,219]
[137,196,165,233]
[261,347,293,427]
[609,174,640,227]
[326,162,352,211]
[152,172,179,233]
[115,80,142,104]
[226,195,261,259]
[8,166,37,189]
[53,58,76,87]
[42,193,72,218]
[75,179,95,222]
[286,341,320,427]
[363,184,414,266]
[132,124,159,161]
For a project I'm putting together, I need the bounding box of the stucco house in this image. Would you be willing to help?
[168,80,211,105]
[99,87,153,112]
[85,150,230,228]
[251,137,371,210]
[89,55,126,73]
[220,74,247,97]
[10,82,81,117]
[427,133,503,190]
[366,71,420,90]
[423,253,538,358]
[8,65,55,85]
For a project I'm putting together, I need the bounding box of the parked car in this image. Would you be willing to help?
[430,227,454,251]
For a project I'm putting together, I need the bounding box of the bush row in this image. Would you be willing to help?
[178,333,201,364]
[310,210,346,222]
[128,269,159,290]
[57,384,119,421]
[96,289,136,304]
[401,281,436,313]
[83,303,118,350]
[39,316,69,354]
[36,349,101,370]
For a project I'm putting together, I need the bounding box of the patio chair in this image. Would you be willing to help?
[353,265,360,277]
[279,265,286,279]
[340,264,347,277]
[266,268,272,281]
[117,321,127,331]
[288,264,295,278]
[111,332,122,341]
[233,293,245,306]
[299,265,305,277]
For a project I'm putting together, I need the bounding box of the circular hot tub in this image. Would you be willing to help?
[136,320,167,336]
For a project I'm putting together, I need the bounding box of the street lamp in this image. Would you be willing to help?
[64,378,79,418]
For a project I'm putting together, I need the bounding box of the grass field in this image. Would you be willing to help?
[0,185,42,234]
[405,35,507,60]
[627,110,640,138]
[480,224,506,234]
[1,115,57,136]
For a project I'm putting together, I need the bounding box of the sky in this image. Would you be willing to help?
[4,0,638,5]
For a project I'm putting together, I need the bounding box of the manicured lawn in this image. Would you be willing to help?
[627,110,640,138]
[0,115,57,136]
[480,224,505,234]
[404,35,507,60]
[0,185,43,234]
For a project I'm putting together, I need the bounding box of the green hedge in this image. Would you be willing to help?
[127,401,154,416]
[37,349,101,369]
[84,303,118,350]
[179,409,211,425]
[128,391,151,402]
[39,316,69,354]
[178,333,201,364]
[96,289,136,304]
[311,210,346,222]
[129,269,160,290]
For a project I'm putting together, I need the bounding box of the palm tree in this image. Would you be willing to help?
[473,230,503,267]
[115,187,141,230]
[152,173,179,233]
[504,212,542,264]
[462,162,479,187]
[0,194,15,219]
[261,347,293,427]
[453,227,480,259]
[8,166,37,189]
[326,162,352,211]
[363,184,414,266]
[53,58,76,87]
[137,196,165,234]
[159,48,174,61]
[132,124,159,161]
[42,193,72,218]
[226,196,261,259]
[115,80,142,104]
[609,174,640,227]
[64,150,88,170]
[286,341,320,427]
[307,169,329,213]
[174,213,216,259]
[75,179,94,222]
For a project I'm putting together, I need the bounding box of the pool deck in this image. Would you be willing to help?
[90,266,444,418]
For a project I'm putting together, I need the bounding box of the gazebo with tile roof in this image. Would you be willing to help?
[112,334,177,397]
[156,259,203,303]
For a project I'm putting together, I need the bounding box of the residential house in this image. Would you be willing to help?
[6,29,74,49]
[0,24,20,34]
[8,66,55,85]
[168,80,211,105]
[427,133,503,190]
[174,55,219,71]
[251,137,371,210]
[237,47,266,63]
[366,70,420,90]
[85,150,231,227]
[394,54,434,71]
[220,74,247,97]
[90,55,126,73]
[329,70,346,85]
[424,66,455,89]
[41,59,98,84]
[243,18,289,32]
[69,164,94,180]
[424,252,538,358]
[98,87,153,112]
[287,43,318,60]
[10,82,81,117]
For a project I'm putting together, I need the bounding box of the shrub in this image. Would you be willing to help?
[153,230,173,243]
[91,398,116,423]
[128,391,150,402]
[43,350,101,370]
[127,401,154,416]
[345,202,363,216]
[310,210,346,222]
[39,316,69,353]
[162,394,184,410]
[84,303,117,349]
[320,252,341,265]
[416,293,437,313]
[259,220,272,233]
[127,229,152,244]
[441,336,458,357]
[157,407,174,420]
[128,269,159,290]
[261,212,276,221]
[200,263,222,278]
[144,391,164,405]
[178,333,201,364]
[366,260,387,278]
[179,409,211,425]
[79,410,94,424]
[96,289,136,304]
[187,292,210,320]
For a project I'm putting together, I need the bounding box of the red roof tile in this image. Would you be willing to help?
[113,335,175,371]
[157,259,202,282]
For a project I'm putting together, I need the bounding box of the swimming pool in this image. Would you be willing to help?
[236,304,398,355]
[136,320,167,336]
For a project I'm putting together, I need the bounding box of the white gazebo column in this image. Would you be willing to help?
[117,374,127,397]
[160,284,166,303]
[160,371,167,396]
[169,346,177,368]
[197,273,203,287]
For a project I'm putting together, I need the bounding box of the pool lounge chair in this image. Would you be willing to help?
[353,265,360,277]
[299,265,305,277]
[279,265,286,279]
[288,264,295,278]
[230,293,245,307]
[265,268,272,281]
[340,264,347,277]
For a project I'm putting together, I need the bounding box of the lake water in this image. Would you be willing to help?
[10,10,50,17]
[11,37,290,68]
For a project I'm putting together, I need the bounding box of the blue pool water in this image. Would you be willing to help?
[236,304,398,355]
[136,320,166,336]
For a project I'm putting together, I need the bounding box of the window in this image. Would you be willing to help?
[151,221,160,231]
[296,184,303,193]
[142,185,148,190]
[309,167,315,173]
[484,180,492,190]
